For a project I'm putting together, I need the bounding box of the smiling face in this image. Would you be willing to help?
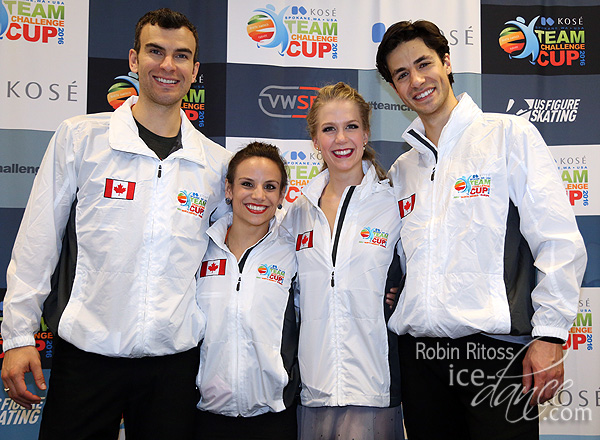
[313,99,369,178]
[129,23,199,110]
[387,38,457,125]
[226,156,285,234]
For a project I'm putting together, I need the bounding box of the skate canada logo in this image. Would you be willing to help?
[246,4,338,59]
[0,1,66,44]
[453,175,491,198]
[358,227,389,248]
[257,264,286,285]
[177,190,208,218]
[498,15,585,67]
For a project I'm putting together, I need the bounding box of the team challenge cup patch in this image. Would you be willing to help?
[256,264,286,284]
[358,227,389,248]
[177,190,208,217]
[453,175,492,199]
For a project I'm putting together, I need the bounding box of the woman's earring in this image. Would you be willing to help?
[277,204,283,209]
[225,197,232,205]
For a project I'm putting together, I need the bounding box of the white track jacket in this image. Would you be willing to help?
[3,96,231,357]
[196,214,298,417]
[388,93,587,341]
[282,162,402,408]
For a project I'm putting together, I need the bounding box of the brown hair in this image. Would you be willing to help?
[306,82,387,181]
[226,142,288,194]
[134,8,199,63]
[376,20,454,85]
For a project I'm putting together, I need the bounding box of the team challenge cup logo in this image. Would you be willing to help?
[107,72,139,110]
[453,175,491,198]
[0,1,65,44]
[359,227,389,248]
[499,16,540,65]
[257,264,286,284]
[498,15,586,67]
[177,190,207,218]
[247,5,290,55]
[0,2,8,39]
[246,4,338,59]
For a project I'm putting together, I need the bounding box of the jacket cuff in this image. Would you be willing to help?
[535,336,565,344]
[2,335,36,352]
[531,326,568,343]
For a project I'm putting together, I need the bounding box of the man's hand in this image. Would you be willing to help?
[1,346,46,409]
[386,286,399,309]
[522,339,564,405]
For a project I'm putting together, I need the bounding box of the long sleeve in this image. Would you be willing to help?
[507,119,587,341]
[2,120,78,350]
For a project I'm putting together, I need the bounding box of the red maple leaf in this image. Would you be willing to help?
[302,235,308,245]
[404,201,412,210]
[114,184,126,195]
[208,263,218,272]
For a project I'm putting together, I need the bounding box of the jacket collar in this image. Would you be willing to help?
[402,93,482,162]
[207,212,279,253]
[108,96,208,167]
[301,160,390,207]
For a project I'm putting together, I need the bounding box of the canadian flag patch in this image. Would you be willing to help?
[104,178,136,200]
[200,259,227,277]
[296,231,314,251]
[399,194,416,218]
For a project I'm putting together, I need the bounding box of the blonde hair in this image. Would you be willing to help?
[306,82,387,180]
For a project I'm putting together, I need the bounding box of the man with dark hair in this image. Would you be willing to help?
[133,8,200,63]
[1,8,230,438]
[378,20,586,439]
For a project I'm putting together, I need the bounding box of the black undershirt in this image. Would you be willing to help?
[134,118,182,160]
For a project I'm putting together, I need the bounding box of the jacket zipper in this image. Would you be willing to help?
[330,186,356,287]
[328,185,356,405]
[407,128,438,329]
[407,129,437,181]
[231,233,269,414]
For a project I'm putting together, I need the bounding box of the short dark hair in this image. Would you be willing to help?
[134,8,199,62]
[226,142,288,194]
[376,20,454,85]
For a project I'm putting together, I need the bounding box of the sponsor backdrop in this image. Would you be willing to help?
[0,0,598,437]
